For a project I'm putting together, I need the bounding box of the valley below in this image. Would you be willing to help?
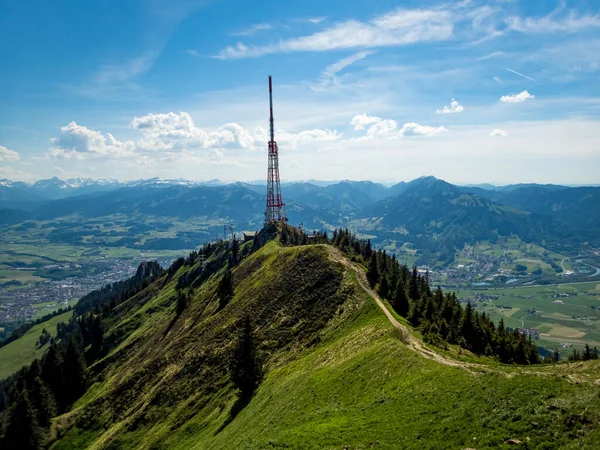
[1,177,599,360]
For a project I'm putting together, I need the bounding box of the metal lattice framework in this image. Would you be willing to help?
[265,75,287,226]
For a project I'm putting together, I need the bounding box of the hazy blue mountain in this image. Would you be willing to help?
[1,176,598,261]
[360,177,586,263]
[491,186,600,231]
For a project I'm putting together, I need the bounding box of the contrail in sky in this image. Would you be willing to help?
[506,67,536,82]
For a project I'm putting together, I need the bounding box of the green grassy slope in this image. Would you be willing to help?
[50,239,600,449]
[0,310,73,379]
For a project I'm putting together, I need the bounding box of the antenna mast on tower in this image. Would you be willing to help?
[264,75,287,226]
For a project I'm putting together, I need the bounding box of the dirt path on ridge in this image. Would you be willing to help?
[325,246,482,373]
[324,246,600,383]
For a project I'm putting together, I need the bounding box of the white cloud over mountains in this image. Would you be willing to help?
[50,122,135,160]
[48,113,342,163]
[500,90,535,103]
[350,114,446,138]
[47,110,450,166]
[0,145,20,162]
[436,98,464,114]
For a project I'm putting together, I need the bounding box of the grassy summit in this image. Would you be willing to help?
[2,225,600,449]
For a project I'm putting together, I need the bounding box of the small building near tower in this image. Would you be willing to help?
[242,231,257,242]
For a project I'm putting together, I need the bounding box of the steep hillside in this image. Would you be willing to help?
[20,232,594,449]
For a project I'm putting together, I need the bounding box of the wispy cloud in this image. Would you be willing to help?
[507,7,600,34]
[216,7,455,59]
[230,23,272,36]
[506,67,536,82]
[92,52,157,85]
[318,51,373,87]
[65,51,160,100]
[307,17,326,24]
[478,51,505,61]
[500,90,535,103]
[490,128,507,137]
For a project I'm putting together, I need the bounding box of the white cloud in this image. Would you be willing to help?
[350,114,384,131]
[493,76,502,83]
[366,118,399,138]
[50,122,135,160]
[278,128,343,149]
[0,145,20,162]
[400,122,447,136]
[436,98,464,114]
[131,112,256,151]
[490,128,508,137]
[307,17,326,24]
[230,23,272,36]
[130,112,339,152]
[217,7,454,59]
[350,114,446,138]
[500,90,535,103]
[48,112,342,163]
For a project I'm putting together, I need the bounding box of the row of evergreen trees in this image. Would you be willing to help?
[0,338,87,449]
[568,344,599,361]
[0,260,164,448]
[321,228,541,364]
[0,236,251,448]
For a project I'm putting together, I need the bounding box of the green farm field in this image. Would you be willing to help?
[0,310,73,379]
[456,282,600,358]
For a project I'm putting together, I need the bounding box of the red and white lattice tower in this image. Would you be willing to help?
[264,75,287,226]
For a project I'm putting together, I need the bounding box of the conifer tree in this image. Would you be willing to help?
[90,316,104,354]
[175,290,188,316]
[365,239,372,258]
[583,344,593,361]
[230,316,262,399]
[41,344,62,402]
[378,276,389,299]
[409,266,420,301]
[218,270,234,309]
[61,339,87,408]
[2,390,42,450]
[392,282,410,318]
[231,236,239,265]
[460,302,476,351]
[30,376,56,427]
[367,253,379,287]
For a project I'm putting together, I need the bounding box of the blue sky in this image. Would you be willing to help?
[1,0,599,184]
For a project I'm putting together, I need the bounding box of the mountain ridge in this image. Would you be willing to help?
[2,226,599,449]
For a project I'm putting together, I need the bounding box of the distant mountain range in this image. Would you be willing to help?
[1,176,598,264]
